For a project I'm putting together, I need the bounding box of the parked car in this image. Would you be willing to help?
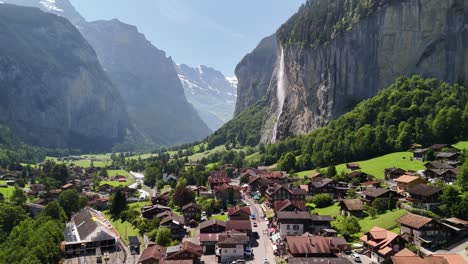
[263,257,270,264]
[250,214,256,220]
[253,222,257,227]
[351,253,361,262]
[231,260,246,264]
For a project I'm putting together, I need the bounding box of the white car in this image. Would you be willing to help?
[263,257,269,264]
[351,253,361,262]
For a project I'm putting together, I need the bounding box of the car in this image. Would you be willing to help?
[263,257,270,264]
[351,253,361,262]
[201,211,207,217]
[253,222,257,227]
[231,260,246,264]
[244,248,253,257]
[250,214,256,220]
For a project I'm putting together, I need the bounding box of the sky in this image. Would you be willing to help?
[69,0,305,76]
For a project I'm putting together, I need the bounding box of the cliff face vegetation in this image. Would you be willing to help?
[0,5,130,151]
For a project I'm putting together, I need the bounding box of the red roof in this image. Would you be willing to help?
[227,206,251,217]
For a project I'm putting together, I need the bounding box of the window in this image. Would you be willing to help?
[287,225,290,230]
[293,225,300,230]
[224,249,227,253]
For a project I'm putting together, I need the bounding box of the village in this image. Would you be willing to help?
[0,143,467,264]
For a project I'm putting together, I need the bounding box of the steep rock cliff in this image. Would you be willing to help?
[0,4,129,151]
[234,34,277,115]
[261,0,467,143]
[79,20,211,146]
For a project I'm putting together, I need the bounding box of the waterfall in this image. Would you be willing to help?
[271,46,287,142]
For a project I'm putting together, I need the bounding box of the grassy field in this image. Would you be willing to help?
[210,214,228,221]
[454,141,468,151]
[297,152,424,179]
[310,202,341,217]
[107,170,130,177]
[245,152,261,162]
[358,209,407,235]
[104,211,140,244]
[0,186,13,199]
[44,156,110,168]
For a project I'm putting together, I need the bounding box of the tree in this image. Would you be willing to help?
[331,216,361,239]
[155,226,172,246]
[98,167,108,178]
[10,186,26,206]
[58,189,82,218]
[277,152,296,172]
[312,194,333,208]
[41,201,67,223]
[456,159,468,192]
[296,154,313,171]
[440,185,462,217]
[144,166,160,187]
[365,206,378,219]
[371,198,387,213]
[172,185,195,208]
[326,165,337,178]
[110,190,127,218]
[0,203,27,243]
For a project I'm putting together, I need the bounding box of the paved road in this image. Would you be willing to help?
[129,171,152,199]
[244,196,275,264]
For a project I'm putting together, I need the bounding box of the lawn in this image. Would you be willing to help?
[311,202,341,217]
[0,186,13,199]
[107,170,130,177]
[44,156,109,168]
[245,152,261,162]
[100,177,135,188]
[358,209,408,234]
[454,141,468,151]
[210,214,228,221]
[297,152,424,179]
[188,145,226,162]
[104,211,140,244]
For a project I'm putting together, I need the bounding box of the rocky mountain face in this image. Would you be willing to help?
[176,64,237,131]
[234,34,277,115]
[79,20,211,146]
[234,0,467,144]
[2,0,85,24]
[0,4,130,151]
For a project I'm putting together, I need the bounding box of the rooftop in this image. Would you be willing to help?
[397,213,432,229]
[408,184,442,196]
[341,199,364,211]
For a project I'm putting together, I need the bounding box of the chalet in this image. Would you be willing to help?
[347,171,369,184]
[397,213,452,248]
[273,200,306,213]
[428,144,459,152]
[138,245,166,264]
[286,236,336,258]
[407,184,442,210]
[208,171,230,189]
[425,160,455,170]
[214,184,241,203]
[340,199,365,218]
[262,171,288,184]
[412,148,428,161]
[64,207,118,257]
[441,217,468,239]
[182,202,202,222]
[151,194,170,206]
[436,152,460,161]
[346,163,361,170]
[310,215,333,233]
[394,175,426,194]
[361,188,398,205]
[425,168,458,183]
[62,183,74,190]
[164,241,202,263]
[391,249,467,264]
[265,183,307,204]
[360,226,406,263]
[225,220,252,235]
[384,168,406,181]
[160,213,187,239]
[199,219,226,233]
[308,178,349,199]
[227,206,251,220]
[216,231,250,263]
[277,211,314,236]
[141,204,171,219]
[199,233,219,254]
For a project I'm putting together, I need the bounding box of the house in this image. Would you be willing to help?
[62,183,74,190]
[425,161,455,170]
[347,171,369,184]
[227,206,251,220]
[182,202,202,222]
[397,213,452,248]
[391,248,467,264]
[310,215,333,233]
[164,241,202,263]
[361,188,398,205]
[262,171,288,184]
[277,211,314,236]
[265,183,307,204]
[346,163,361,170]
[273,200,307,213]
[151,194,170,206]
[340,199,365,218]
[441,217,468,238]
[436,152,460,161]
[407,184,442,210]
[138,245,166,264]
[225,220,252,235]
[199,233,219,254]
[360,226,406,263]
[308,171,322,180]
[286,236,336,258]
[160,214,187,239]
[309,178,349,199]
[425,168,458,183]
[216,231,250,263]
[214,184,241,203]
[384,168,406,181]
[412,148,428,161]
[428,144,459,152]
[199,219,226,234]
[162,172,178,183]
[64,207,119,257]
[288,257,352,264]
[394,175,426,194]
[141,204,172,219]
[208,171,230,189]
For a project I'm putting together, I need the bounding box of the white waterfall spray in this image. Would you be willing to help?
[271,46,287,142]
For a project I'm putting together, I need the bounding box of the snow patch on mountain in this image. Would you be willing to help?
[40,0,63,12]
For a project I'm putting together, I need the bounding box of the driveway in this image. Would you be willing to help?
[244,197,275,264]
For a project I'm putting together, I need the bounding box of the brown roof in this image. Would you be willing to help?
[277,211,313,220]
[288,257,352,264]
[199,219,226,230]
[391,254,467,264]
[286,236,334,255]
[217,231,250,247]
[395,175,423,184]
[432,254,468,264]
[408,184,442,196]
[360,226,400,257]
[227,206,250,217]
[199,233,219,242]
[362,188,391,198]
[393,248,417,257]
[138,245,166,263]
[341,199,365,211]
[397,213,432,229]
[225,220,252,231]
[445,218,468,226]
[182,202,201,211]
[161,260,193,264]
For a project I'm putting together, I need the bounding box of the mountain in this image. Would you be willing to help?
[6,0,212,147]
[79,20,211,146]
[233,0,467,145]
[0,4,130,151]
[234,34,277,115]
[176,64,237,131]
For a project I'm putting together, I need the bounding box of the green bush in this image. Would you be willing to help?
[312,194,333,208]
